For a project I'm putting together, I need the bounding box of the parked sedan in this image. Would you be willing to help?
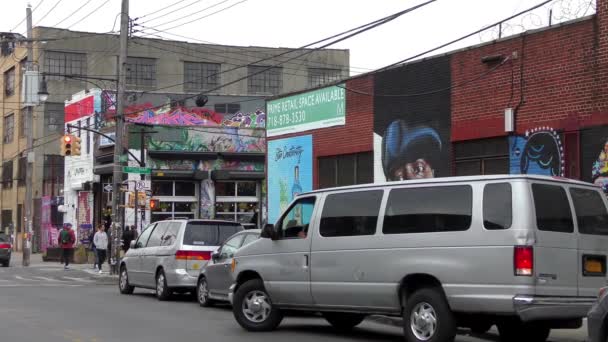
[588,286,608,342]
[196,229,260,307]
[0,234,11,267]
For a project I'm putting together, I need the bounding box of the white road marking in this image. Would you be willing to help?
[62,277,94,283]
[33,276,70,283]
[15,275,37,281]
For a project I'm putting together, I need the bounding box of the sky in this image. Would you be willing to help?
[0,0,597,75]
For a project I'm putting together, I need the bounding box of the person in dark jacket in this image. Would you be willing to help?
[58,223,76,270]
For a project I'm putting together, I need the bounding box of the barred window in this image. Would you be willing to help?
[308,68,342,88]
[4,67,15,96]
[126,57,156,88]
[184,62,220,91]
[17,156,26,187]
[44,51,86,80]
[3,114,14,144]
[2,160,13,189]
[247,66,282,95]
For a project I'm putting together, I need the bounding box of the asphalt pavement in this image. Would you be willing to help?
[0,255,590,342]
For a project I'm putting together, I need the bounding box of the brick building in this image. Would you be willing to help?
[265,0,608,223]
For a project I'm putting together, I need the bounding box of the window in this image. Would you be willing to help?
[3,114,14,144]
[151,181,198,222]
[214,103,241,114]
[383,186,473,234]
[215,181,259,224]
[44,51,86,80]
[277,197,316,239]
[135,224,156,248]
[532,184,574,233]
[454,138,509,176]
[483,183,512,230]
[308,68,342,88]
[160,222,181,246]
[4,67,15,96]
[17,156,26,187]
[19,108,29,138]
[183,222,242,246]
[247,66,282,94]
[220,234,244,259]
[147,222,169,247]
[2,160,13,189]
[126,57,156,88]
[320,190,382,237]
[319,152,373,189]
[242,233,259,247]
[184,62,220,91]
[570,188,608,235]
[45,103,64,135]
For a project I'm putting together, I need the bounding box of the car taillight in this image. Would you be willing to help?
[0,243,11,249]
[175,250,211,261]
[514,246,533,276]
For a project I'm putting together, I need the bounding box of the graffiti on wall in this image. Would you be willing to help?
[509,127,565,177]
[222,110,266,128]
[148,159,264,172]
[148,127,265,153]
[581,126,608,193]
[200,179,215,219]
[373,56,452,182]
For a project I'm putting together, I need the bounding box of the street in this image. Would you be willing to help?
[0,259,589,342]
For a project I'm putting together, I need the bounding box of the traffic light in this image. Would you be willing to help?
[60,135,73,156]
[71,136,82,156]
[150,199,160,211]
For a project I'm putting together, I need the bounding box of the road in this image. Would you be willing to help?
[0,264,589,342]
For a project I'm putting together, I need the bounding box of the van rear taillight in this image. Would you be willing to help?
[514,246,533,276]
[175,250,211,261]
[0,243,10,249]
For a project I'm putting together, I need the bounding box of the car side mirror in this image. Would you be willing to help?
[261,223,277,240]
[130,240,137,249]
[211,250,220,261]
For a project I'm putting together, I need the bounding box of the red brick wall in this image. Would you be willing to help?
[451,14,608,141]
[267,76,374,189]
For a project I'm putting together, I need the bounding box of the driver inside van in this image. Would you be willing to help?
[285,219,307,239]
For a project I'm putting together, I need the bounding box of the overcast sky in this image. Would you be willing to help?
[0,0,597,75]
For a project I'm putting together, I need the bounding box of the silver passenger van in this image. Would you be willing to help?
[227,175,608,342]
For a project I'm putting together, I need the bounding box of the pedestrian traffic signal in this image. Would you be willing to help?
[71,136,82,156]
[150,199,160,211]
[60,135,73,156]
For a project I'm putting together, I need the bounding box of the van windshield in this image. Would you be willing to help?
[570,188,608,235]
[183,222,243,246]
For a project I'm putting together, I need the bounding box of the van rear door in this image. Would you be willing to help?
[568,187,608,297]
[531,183,578,297]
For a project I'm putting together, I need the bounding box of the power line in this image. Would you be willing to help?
[136,0,189,19]
[142,0,230,30]
[34,0,64,26]
[138,0,201,24]
[67,0,113,30]
[10,0,45,32]
[53,0,94,27]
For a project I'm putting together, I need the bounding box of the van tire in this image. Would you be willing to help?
[497,320,550,342]
[402,287,456,342]
[232,279,283,332]
[155,269,172,301]
[323,312,365,331]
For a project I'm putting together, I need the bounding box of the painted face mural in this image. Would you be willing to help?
[509,127,564,177]
[381,120,442,181]
[592,139,608,192]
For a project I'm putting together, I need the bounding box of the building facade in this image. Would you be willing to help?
[0,27,349,251]
[266,0,608,223]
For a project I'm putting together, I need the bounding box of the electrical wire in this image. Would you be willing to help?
[10,0,45,32]
[136,0,189,20]
[34,0,64,26]
[138,0,201,24]
[142,0,230,30]
[67,0,112,30]
[53,0,95,27]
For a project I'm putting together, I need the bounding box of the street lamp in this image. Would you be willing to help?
[37,76,49,103]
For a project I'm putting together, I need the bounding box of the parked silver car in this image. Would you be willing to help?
[118,219,243,300]
[196,229,260,307]
[228,175,608,342]
[587,286,608,342]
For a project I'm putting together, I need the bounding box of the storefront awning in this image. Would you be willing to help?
[211,170,265,180]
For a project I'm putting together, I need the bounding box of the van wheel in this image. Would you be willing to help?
[155,269,171,301]
[197,277,215,307]
[119,265,134,294]
[497,320,550,342]
[323,312,365,331]
[402,287,456,342]
[232,279,283,331]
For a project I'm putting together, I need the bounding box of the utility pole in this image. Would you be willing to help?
[111,0,129,275]
[131,126,157,232]
[22,4,34,267]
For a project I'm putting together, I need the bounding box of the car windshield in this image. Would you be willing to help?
[183,222,243,246]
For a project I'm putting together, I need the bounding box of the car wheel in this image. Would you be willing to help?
[323,312,365,331]
[402,287,456,342]
[119,265,134,295]
[197,277,215,307]
[232,278,283,332]
[497,320,550,342]
[155,269,171,301]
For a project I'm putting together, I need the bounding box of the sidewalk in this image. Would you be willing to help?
[10,251,118,278]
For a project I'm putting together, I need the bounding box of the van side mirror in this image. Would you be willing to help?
[261,223,276,240]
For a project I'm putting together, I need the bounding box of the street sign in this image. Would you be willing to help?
[103,183,113,192]
[123,166,151,174]
[128,180,151,192]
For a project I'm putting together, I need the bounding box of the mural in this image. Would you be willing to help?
[77,191,94,246]
[509,127,565,177]
[40,196,54,251]
[373,56,452,182]
[267,135,313,224]
[148,127,265,153]
[200,179,215,219]
[581,126,608,193]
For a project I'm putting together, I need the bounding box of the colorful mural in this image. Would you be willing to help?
[581,126,608,193]
[222,110,266,128]
[509,127,565,177]
[148,127,265,153]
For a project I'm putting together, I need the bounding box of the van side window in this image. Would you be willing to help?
[532,184,574,233]
[160,222,180,246]
[277,197,316,239]
[147,222,170,247]
[383,185,472,234]
[320,190,383,237]
[570,188,608,235]
[483,183,513,230]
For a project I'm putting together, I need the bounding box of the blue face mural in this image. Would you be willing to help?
[509,127,564,177]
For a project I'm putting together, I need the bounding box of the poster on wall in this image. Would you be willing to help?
[77,191,94,245]
[581,126,608,193]
[509,127,565,177]
[40,196,53,251]
[267,85,345,137]
[267,135,313,224]
[373,56,452,183]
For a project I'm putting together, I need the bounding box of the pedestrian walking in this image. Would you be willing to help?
[93,226,108,273]
[58,223,76,270]
[88,230,98,269]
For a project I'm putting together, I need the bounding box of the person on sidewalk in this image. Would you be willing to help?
[88,229,98,269]
[93,225,108,274]
[58,223,76,270]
